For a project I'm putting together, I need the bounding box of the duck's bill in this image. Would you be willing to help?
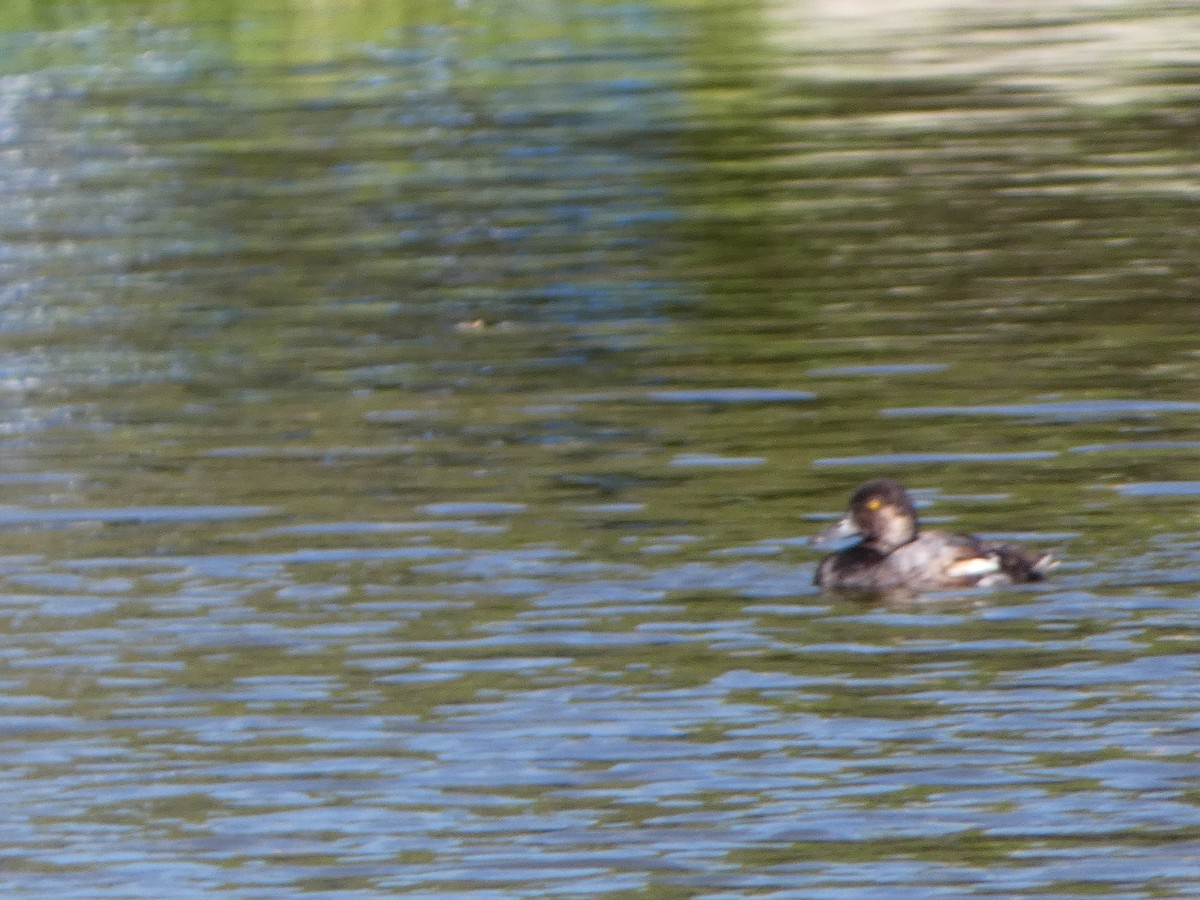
[813,516,863,549]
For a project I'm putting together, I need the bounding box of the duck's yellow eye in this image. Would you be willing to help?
[866,498,883,511]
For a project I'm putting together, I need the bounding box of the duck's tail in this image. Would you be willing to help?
[993,544,1059,583]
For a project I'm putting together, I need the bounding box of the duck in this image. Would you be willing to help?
[813,478,1056,594]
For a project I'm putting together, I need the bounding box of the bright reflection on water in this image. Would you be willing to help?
[2,0,1200,895]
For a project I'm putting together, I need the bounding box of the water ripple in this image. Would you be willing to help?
[647,388,815,403]
[814,451,1058,466]
[884,400,1200,421]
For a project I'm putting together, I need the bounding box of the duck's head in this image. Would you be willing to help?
[815,478,919,553]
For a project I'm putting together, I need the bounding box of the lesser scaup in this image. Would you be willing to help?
[813,478,1056,594]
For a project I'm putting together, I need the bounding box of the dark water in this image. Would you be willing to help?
[3,0,1200,895]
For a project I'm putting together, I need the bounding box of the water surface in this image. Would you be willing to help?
[2,0,1200,896]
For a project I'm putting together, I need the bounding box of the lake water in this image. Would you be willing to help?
[3,0,1200,895]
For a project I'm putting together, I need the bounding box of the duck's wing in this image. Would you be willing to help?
[926,531,1058,585]
[887,531,998,587]
[940,533,1006,582]
[944,554,1003,580]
